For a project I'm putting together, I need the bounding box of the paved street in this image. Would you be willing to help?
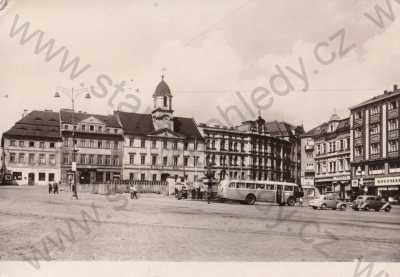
[0,186,399,263]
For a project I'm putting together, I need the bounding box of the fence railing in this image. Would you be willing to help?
[62,180,168,195]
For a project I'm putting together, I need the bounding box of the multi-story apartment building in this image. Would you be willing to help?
[199,116,303,183]
[59,109,124,185]
[2,111,62,185]
[115,77,205,183]
[350,85,400,200]
[302,113,351,198]
[300,135,316,198]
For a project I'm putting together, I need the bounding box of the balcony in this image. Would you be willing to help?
[388,108,399,119]
[388,130,399,140]
[353,156,364,163]
[305,144,314,151]
[354,137,363,146]
[370,153,381,160]
[370,133,381,143]
[353,118,363,127]
[388,151,399,158]
[370,114,381,124]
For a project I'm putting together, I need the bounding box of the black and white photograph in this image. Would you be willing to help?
[0,1,399,276]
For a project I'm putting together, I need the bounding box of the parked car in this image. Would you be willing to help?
[309,193,347,210]
[352,195,391,212]
[388,196,399,205]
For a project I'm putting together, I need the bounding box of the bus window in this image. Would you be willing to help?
[228,182,236,188]
[256,184,265,190]
[246,183,255,189]
[237,183,246,189]
[266,184,275,190]
[284,186,294,192]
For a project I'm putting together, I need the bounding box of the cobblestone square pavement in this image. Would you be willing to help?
[0,186,399,264]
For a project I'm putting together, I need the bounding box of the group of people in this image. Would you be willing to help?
[48,182,60,194]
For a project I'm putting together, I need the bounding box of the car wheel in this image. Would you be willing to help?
[384,206,391,213]
[364,205,370,211]
[321,204,327,210]
[287,197,295,206]
[245,194,256,205]
[312,206,318,210]
[220,198,225,203]
[341,205,346,211]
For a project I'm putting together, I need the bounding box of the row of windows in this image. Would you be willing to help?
[354,140,399,157]
[128,153,200,167]
[9,140,55,149]
[129,138,199,150]
[316,138,350,155]
[63,154,119,166]
[228,182,295,191]
[354,100,398,120]
[63,139,121,149]
[128,173,199,182]
[316,158,350,174]
[9,153,56,165]
[63,124,120,134]
[12,172,55,182]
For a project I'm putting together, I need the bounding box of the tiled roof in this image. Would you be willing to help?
[304,118,349,137]
[3,110,61,140]
[60,110,121,128]
[116,111,203,140]
[350,89,400,110]
[265,121,302,137]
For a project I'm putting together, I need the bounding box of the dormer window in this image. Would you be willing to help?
[98,126,103,132]
[89,125,94,132]
[81,125,86,132]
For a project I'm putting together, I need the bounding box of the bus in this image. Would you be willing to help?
[217,179,299,206]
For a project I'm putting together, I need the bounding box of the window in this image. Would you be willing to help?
[129,173,134,181]
[194,141,198,150]
[140,155,146,165]
[114,141,118,150]
[173,141,178,150]
[98,141,103,148]
[98,126,103,132]
[113,156,119,166]
[184,156,188,166]
[354,128,362,139]
[39,173,46,181]
[81,125,86,131]
[163,96,168,107]
[141,173,145,181]
[355,111,363,120]
[163,156,168,166]
[388,100,398,110]
[105,141,111,149]
[106,128,110,133]
[388,119,399,131]
[10,140,16,146]
[129,153,135,165]
[141,139,146,148]
[129,138,134,147]
[39,142,45,148]
[152,140,157,148]
[370,143,380,155]
[173,156,178,166]
[284,186,294,192]
[266,184,275,190]
[19,141,24,147]
[388,140,399,152]
[256,184,265,189]
[49,154,56,165]
[64,124,69,130]
[29,153,35,164]
[97,155,103,165]
[246,183,255,189]
[49,142,55,148]
[89,125,94,131]
[18,153,25,163]
[80,139,86,148]
[63,154,70,165]
[80,154,86,164]
[370,106,380,115]
[152,174,157,181]
[89,155,94,165]
[29,141,35,147]
[355,146,363,157]
[49,173,55,182]
[39,154,46,165]
[184,142,188,150]
[163,140,167,149]
[105,155,111,165]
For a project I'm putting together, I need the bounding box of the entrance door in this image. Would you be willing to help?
[161,173,170,182]
[276,185,283,204]
[79,171,91,184]
[28,173,35,186]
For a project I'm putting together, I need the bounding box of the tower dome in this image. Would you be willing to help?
[329,113,340,122]
[153,76,172,97]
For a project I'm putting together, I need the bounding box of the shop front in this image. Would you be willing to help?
[375,176,400,203]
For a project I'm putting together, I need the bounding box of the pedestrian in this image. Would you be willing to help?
[48,182,53,194]
[191,183,196,200]
[53,182,59,194]
[299,196,303,207]
[199,183,206,200]
[132,184,138,199]
[72,183,78,199]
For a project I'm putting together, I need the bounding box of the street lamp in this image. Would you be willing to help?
[54,86,91,199]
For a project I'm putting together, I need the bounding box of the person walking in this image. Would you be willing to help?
[132,184,138,199]
[48,182,53,194]
[72,183,78,199]
[53,182,59,194]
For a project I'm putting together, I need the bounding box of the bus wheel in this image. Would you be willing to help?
[287,197,295,206]
[246,194,256,205]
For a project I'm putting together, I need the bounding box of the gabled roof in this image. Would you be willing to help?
[60,110,120,128]
[115,111,203,140]
[304,118,349,137]
[3,110,61,140]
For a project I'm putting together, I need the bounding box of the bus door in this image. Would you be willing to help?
[276,185,283,204]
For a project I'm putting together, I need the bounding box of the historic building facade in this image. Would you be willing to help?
[350,85,400,200]
[116,77,205,183]
[59,109,124,185]
[199,116,303,183]
[302,113,351,198]
[2,111,62,185]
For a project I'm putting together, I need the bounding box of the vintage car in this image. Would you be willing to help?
[309,193,347,210]
[352,195,391,212]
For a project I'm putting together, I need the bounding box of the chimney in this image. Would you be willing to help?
[384,90,388,94]
[394,84,398,91]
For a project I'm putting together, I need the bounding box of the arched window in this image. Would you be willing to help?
[163,96,168,107]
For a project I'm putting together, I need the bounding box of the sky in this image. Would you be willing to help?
[1,0,400,136]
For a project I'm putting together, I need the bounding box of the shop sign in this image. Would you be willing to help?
[351,179,359,187]
[375,176,400,187]
[72,162,77,172]
[333,175,351,181]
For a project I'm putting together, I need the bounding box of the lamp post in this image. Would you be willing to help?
[54,86,91,199]
[356,165,365,196]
